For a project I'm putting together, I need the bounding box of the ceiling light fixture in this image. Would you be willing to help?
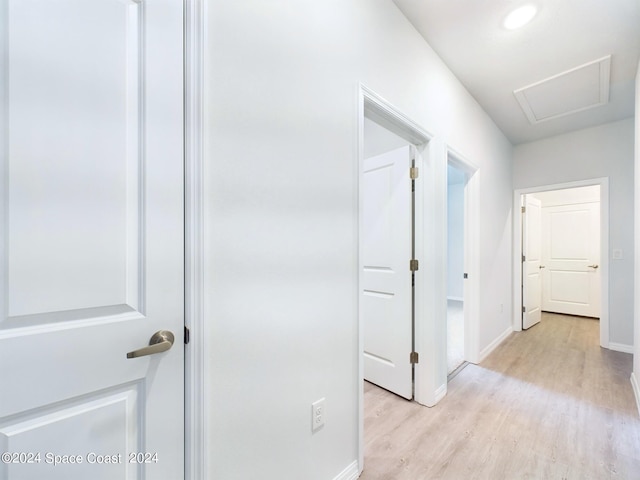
[503,4,538,30]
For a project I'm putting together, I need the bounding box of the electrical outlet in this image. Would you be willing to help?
[311,398,325,432]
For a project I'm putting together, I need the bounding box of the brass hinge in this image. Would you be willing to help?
[410,352,419,364]
[184,326,190,345]
[410,167,419,180]
[410,259,419,271]
[521,206,526,213]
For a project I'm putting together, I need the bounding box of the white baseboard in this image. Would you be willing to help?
[434,383,447,404]
[478,326,513,363]
[608,342,634,354]
[631,372,640,417]
[333,460,359,480]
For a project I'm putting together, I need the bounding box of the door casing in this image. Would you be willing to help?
[185,0,205,478]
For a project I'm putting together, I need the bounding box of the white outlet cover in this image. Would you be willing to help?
[311,398,325,432]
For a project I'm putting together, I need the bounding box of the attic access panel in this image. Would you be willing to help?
[514,55,611,124]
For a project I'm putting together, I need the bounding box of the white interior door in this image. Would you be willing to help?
[542,202,601,317]
[522,195,542,329]
[0,0,184,478]
[362,146,413,400]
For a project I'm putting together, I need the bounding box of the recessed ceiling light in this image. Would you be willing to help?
[503,5,538,30]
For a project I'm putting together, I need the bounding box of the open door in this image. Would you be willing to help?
[522,195,542,329]
[0,0,185,478]
[362,145,414,400]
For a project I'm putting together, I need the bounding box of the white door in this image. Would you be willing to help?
[362,146,413,400]
[542,202,601,317]
[522,195,542,329]
[0,0,184,478]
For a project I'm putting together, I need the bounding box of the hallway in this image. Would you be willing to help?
[361,313,640,479]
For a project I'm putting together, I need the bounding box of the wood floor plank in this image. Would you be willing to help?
[361,313,640,479]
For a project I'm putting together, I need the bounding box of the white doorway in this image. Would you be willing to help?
[521,186,601,329]
[446,164,466,374]
[513,179,609,346]
[445,150,480,377]
[358,85,432,469]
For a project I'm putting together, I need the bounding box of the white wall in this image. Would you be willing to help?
[204,0,513,478]
[514,119,635,346]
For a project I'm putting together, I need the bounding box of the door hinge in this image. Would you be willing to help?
[522,306,526,313]
[463,273,468,279]
[521,206,526,213]
[410,352,419,364]
[522,255,526,262]
[410,167,419,180]
[184,326,190,345]
[410,259,419,271]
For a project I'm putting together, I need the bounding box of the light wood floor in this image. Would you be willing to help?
[361,313,640,479]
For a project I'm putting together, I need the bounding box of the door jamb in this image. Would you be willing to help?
[357,84,432,473]
[512,178,609,348]
[185,0,205,479]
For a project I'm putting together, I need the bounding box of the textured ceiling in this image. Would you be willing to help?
[392,0,640,145]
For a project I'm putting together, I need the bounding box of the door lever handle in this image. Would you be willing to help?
[588,264,599,269]
[127,330,175,359]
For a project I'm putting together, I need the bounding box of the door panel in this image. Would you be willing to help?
[542,202,600,317]
[363,146,413,400]
[1,385,140,479]
[8,0,138,318]
[522,195,542,329]
[0,0,184,478]
[548,271,589,304]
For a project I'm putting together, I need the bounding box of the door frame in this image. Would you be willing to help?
[512,178,609,348]
[357,84,432,471]
[446,148,480,365]
[185,0,206,479]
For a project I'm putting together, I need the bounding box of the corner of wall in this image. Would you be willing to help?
[631,372,640,417]
[478,326,513,363]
